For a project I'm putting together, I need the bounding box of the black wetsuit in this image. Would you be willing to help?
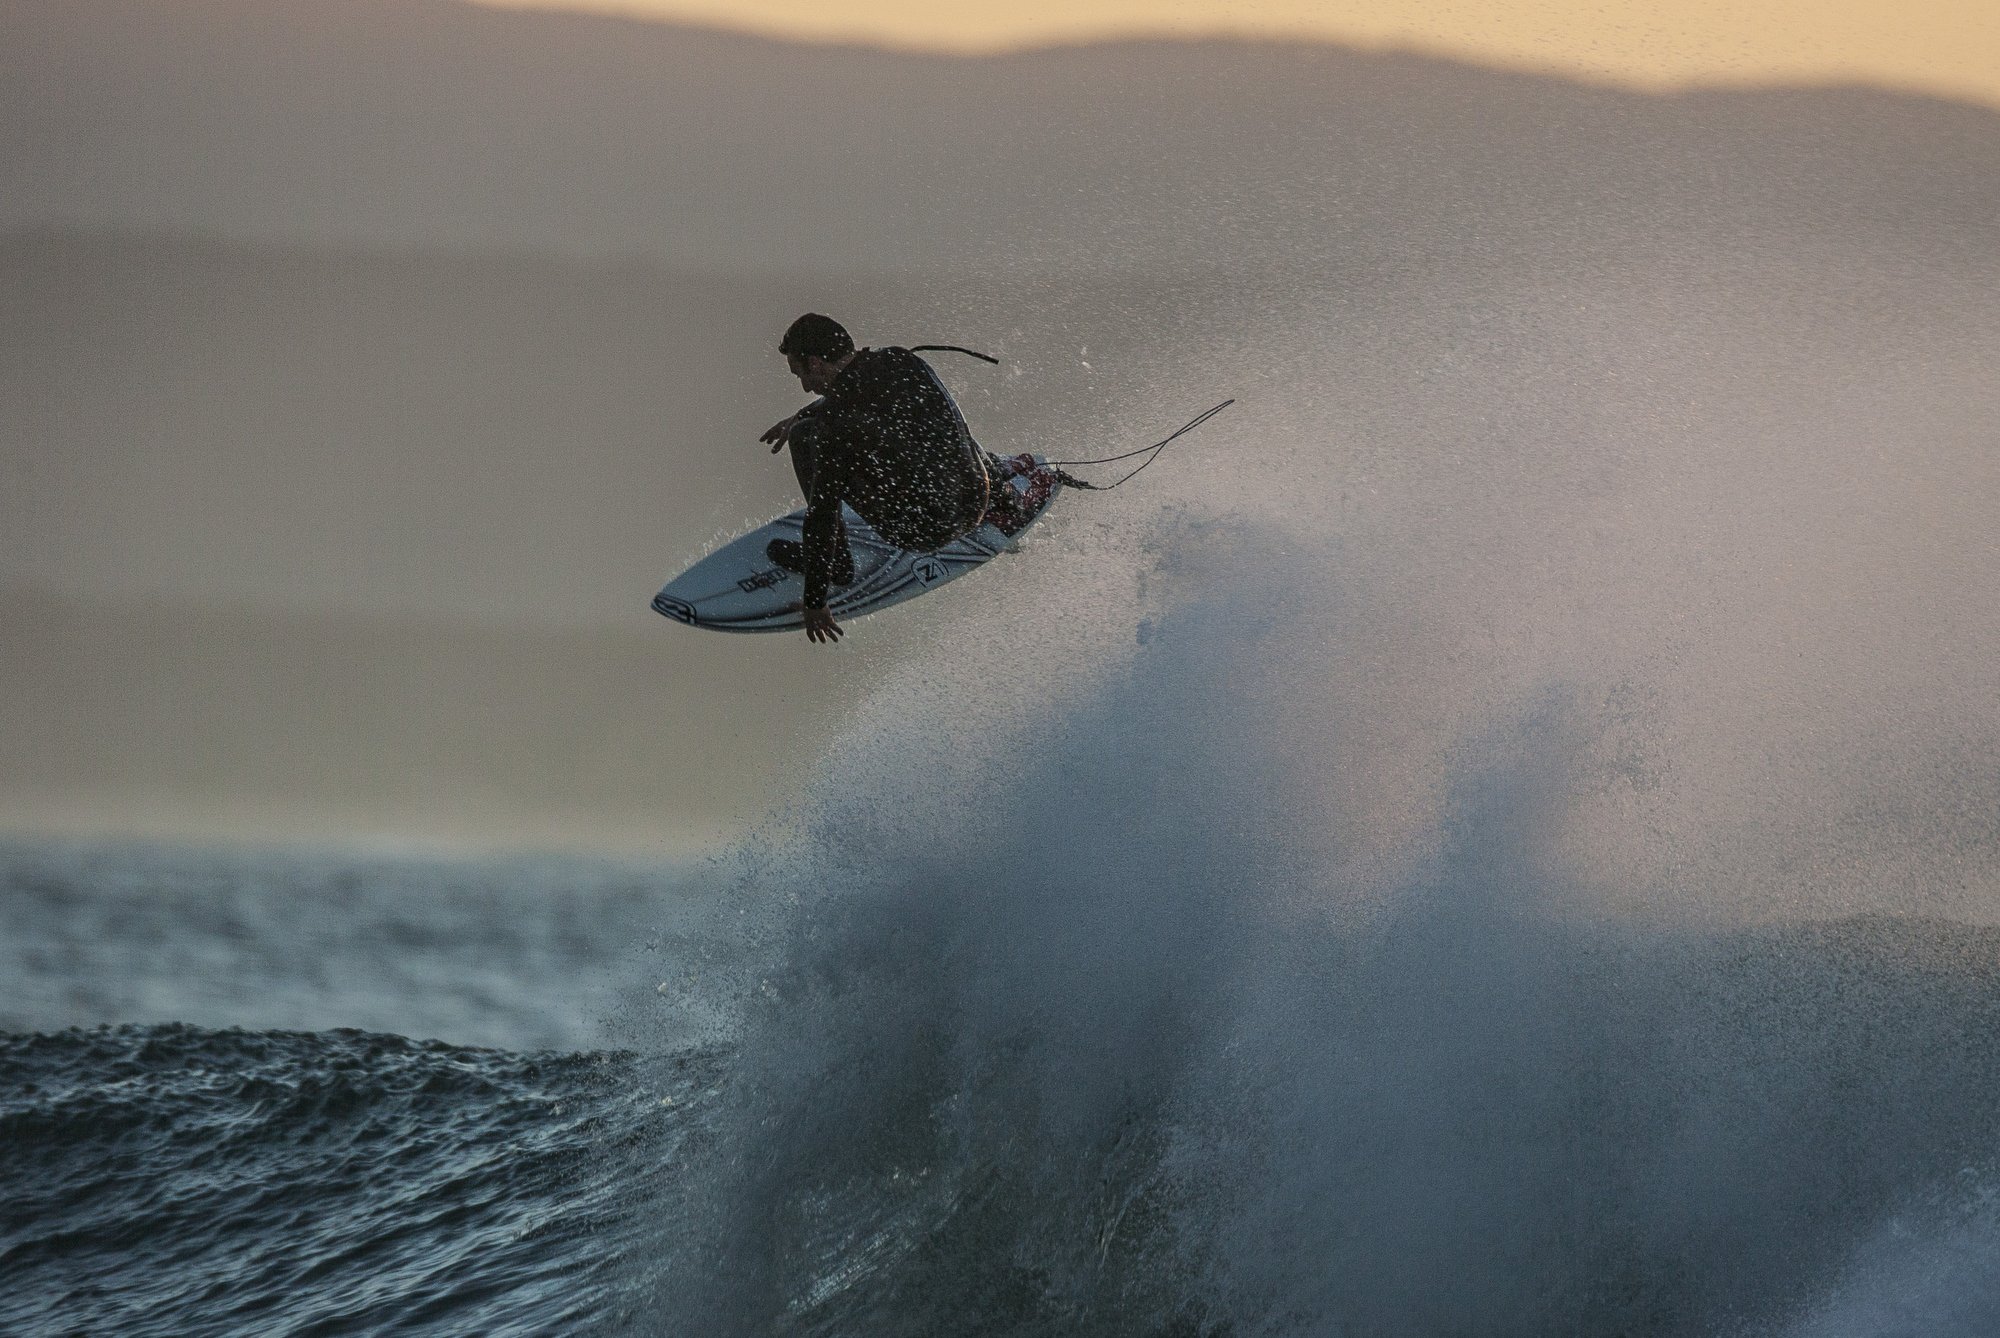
[785,346,990,609]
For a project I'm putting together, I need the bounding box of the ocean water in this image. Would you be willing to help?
[0,844,704,1333]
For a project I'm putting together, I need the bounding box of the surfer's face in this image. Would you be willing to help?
[789,352,837,395]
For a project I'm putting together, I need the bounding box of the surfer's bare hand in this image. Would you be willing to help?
[803,606,843,644]
[761,414,798,452]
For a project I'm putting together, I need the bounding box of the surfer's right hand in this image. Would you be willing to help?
[803,605,843,644]
[761,414,797,452]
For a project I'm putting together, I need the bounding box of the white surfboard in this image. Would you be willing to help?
[651,454,1065,633]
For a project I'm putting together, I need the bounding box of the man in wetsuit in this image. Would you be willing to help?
[759,313,992,644]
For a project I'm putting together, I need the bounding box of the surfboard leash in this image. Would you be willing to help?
[909,344,1002,364]
[1046,398,1235,491]
[913,340,1231,490]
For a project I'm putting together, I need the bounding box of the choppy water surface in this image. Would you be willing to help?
[1,1024,705,1336]
[0,845,707,1334]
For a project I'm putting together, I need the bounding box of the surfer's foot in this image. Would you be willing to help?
[766,538,855,587]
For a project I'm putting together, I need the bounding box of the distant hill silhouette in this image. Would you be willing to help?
[4,0,1996,272]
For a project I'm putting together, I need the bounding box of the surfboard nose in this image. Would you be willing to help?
[652,593,698,625]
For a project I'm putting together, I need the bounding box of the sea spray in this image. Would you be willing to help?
[632,491,2000,1333]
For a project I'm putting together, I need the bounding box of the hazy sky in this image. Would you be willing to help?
[473,0,1999,108]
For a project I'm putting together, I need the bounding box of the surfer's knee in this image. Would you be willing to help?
[790,414,826,451]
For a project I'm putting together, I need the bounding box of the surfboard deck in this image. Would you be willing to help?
[651,454,1063,633]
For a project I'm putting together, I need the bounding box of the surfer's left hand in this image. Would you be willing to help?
[803,606,843,644]
[761,414,798,452]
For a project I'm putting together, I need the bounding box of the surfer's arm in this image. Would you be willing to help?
[799,502,840,610]
[761,397,829,452]
[799,437,854,612]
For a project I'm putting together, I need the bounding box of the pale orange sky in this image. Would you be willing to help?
[473,0,2000,109]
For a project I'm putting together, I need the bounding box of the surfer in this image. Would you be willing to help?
[759,313,995,644]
